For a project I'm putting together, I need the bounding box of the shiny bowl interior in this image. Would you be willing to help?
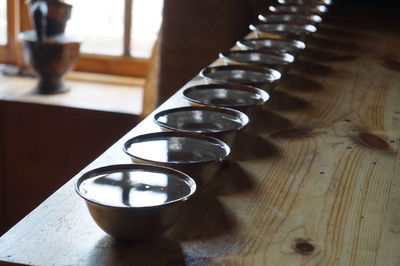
[219,50,295,68]
[268,4,328,14]
[153,106,249,134]
[182,83,269,108]
[200,65,281,87]
[76,164,196,240]
[237,37,306,54]
[250,23,317,36]
[123,131,230,165]
[258,13,323,24]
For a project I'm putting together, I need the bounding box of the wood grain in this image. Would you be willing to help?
[0,3,400,266]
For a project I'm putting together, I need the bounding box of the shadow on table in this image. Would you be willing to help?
[307,34,365,53]
[230,131,280,161]
[249,109,293,134]
[322,12,399,35]
[168,192,237,241]
[88,236,186,265]
[279,73,324,92]
[290,59,334,77]
[264,89,310,111]
[315,25,369,40]
[207,160,256,195]
[302,47,358,62]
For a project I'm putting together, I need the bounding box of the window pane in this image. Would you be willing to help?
[66,0,124,55]
[0,0,6,45]
[131,0,163,58]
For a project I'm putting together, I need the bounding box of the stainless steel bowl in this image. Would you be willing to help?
[182,83,269,121]
[153,106,249,146]
[249,23,317,40]
[268,4,328,15]
[123,131,230,184]
[237,37,306,56]
[219,50,294,74]
[199,65,281,91]
[258,13,322,25]
[76,164,196,240]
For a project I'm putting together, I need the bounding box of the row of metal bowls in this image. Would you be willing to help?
[76,0,333,240]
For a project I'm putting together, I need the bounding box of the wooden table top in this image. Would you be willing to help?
[1,3,400,265]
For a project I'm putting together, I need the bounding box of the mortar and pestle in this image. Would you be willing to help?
[19,0,81,94]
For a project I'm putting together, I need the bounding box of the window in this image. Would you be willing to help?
[131,0,163,58]
[0,0,164,78]
[67,0,125,56]
[0,0,6,45]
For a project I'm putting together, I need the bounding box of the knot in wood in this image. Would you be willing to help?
[293,240,315,255]
[358,133,389,150]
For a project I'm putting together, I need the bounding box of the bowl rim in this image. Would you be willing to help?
[153,105,250,134]
[181,83,270,108]
[123,131,231,165]
[236,37,306,51]
[75,163,197,209]
[219,50,295,66]
[199,64,281,85]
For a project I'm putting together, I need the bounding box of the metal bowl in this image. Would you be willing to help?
[153,106,249,146]
[76,164,196,240]
[199,65,281,91]
[249,23,317,40]
[219,50,294,74]
[182,83,269,121]
[258,13,322,25]
[277,0,333,6]
[237,37,306,55]
[268,4,328,15]
[123,131,230,184]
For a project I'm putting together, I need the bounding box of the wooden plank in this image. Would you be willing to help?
[6,0,21,65]
[141,37,160,117]
[123,0,133,56]
[74,54,148,78]
[65,71,145,87]
[0,3,400,266]
[0,46,6,62]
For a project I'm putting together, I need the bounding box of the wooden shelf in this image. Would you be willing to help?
[0,73,144,115]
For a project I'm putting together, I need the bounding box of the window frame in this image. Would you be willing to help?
[0,0,150,78]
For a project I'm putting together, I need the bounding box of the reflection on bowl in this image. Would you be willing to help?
[182,83,269,121]
[258,13,322,25]
[200,65,281,90]
[249,23,317,40]
[237,37,306,55]
[153,106,249,146]
[277,0,333,6]
[269,4,328,15]
[76,164,196,240]
[219,50,294,73]
[123,131,230,184]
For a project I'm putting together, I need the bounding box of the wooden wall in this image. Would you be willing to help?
[0,101,139,234]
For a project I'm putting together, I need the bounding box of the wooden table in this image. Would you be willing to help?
[1,3,400,265]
